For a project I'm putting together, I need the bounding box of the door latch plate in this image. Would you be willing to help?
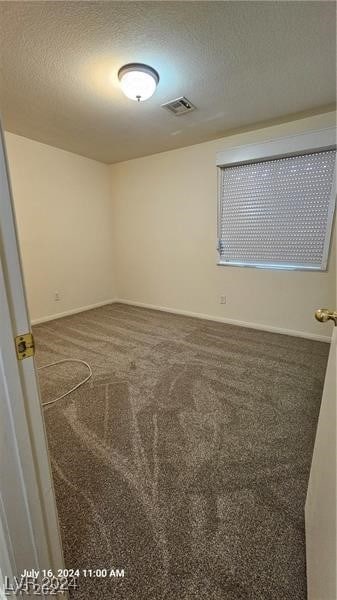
[15,333,35,360]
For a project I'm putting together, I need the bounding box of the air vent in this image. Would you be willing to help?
[161,96,196,116]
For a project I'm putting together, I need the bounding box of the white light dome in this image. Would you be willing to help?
[118,63,159,102]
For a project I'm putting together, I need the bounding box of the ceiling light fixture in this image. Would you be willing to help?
[118,63,159,102]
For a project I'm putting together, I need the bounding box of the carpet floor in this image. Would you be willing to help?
[34,303,328,600]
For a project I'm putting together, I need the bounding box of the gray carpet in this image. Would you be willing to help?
[34,303,328,600]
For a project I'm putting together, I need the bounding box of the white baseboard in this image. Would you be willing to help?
[115,298,331,343]
[31,299,117,325]
[31,296,331,342]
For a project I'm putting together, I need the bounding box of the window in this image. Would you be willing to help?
[217,130,336,270]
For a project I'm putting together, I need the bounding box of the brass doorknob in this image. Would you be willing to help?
[315,308,337,325]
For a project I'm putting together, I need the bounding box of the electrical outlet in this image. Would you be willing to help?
[54,292,60,302]
[220,295,226,305]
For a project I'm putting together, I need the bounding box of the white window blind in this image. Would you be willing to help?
[218,149,336,270]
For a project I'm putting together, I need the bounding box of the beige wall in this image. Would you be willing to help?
[5,132,116,323]
[5,113,336,339]
[110,111,336,340]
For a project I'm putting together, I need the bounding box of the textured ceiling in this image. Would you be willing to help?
[0,1,336,164]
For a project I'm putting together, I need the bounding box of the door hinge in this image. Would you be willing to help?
[15,332,35,360]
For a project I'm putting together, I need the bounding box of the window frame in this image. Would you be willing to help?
[216,127,337,271]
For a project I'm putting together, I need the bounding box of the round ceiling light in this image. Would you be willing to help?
[118,63,159,102]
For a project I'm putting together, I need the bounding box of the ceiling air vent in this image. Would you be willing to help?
[161,96,196,116]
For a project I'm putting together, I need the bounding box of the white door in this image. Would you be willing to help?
[306,315,337,600]
[0,124,64,581]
